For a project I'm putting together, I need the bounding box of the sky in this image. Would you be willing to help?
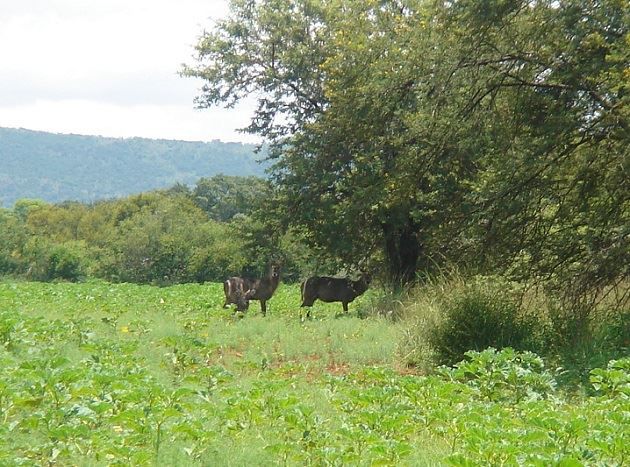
[0,0,259,143]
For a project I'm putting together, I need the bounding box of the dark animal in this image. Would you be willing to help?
[222,280,256,312]
[300,273,371,318]
[223,264,281,316]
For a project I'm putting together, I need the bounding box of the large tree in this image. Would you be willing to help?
[434,0,629,307]
[184,0,629,298]
[184,0,439,281]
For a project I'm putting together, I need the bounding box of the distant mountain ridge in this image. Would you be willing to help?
[0,127,268,207]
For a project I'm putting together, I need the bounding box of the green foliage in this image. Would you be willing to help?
[0,281,627,466]
[98,193,209,284]
[442,348,557,403]
[429,277,542,366]
[1,183,315,285]
[21,239,87,282]
[544,303,630,388]
[192,174,270,222]
[598,308,630,353]
[186,0,628,308]
[0,184,354,286]
[589,357,630,398]
[0,209,26,274]
[44,243,85,281]
[186,222,248,282]
[395,274,627,390]
[12,198,48,221]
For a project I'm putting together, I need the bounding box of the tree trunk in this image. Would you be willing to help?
[382,218,420,284]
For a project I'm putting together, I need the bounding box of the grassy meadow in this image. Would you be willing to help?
[0,279,628,466]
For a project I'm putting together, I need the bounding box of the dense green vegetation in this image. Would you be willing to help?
[1,1,628,463]
[0,127,268,207]
[2,172,625,376]
[0,280,628,465]
[184,0,628,308]
[0,176,333,284]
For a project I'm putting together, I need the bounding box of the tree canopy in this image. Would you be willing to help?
[184,0,628,306]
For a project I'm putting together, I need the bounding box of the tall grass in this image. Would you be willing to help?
[394,272,628,385]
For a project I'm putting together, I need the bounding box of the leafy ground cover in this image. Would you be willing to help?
[0,280,628,465]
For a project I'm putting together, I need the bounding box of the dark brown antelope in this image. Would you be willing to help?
[223,264,281,316]
[300,272,371,318]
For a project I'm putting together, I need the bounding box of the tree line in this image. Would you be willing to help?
[0,175,335,285]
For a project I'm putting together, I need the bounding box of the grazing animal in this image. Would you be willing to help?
[223,264,281,316]
[222,279,256,312]
[300,273,371,318]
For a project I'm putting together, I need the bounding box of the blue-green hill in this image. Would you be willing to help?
[0,127,267,206]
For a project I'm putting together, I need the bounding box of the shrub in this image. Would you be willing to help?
[98,194,210,284]
[596,308,630,354]
[22,239,86,282]
[46,244,84,281]
[397,275,546,369]
[0,209,27,275]
[430,276,541,366]
[0,253,20,275]
[396,275,457,371]
[188,244,247,283]
[552,306,630,388]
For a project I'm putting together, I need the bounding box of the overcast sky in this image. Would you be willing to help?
[0,0,259,143]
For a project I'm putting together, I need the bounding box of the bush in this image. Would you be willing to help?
[0,209,27,275]
[188,244,247,283]
[397,275,546,369]
[97,194,211,284]
[396,276,454,371]
[551,306,630,388]
[0,253,20,276]
[596,308,630,354]
[46,244,84,281]
[589,357,630,398]
[430,276,541,366]
[22,239,86,282]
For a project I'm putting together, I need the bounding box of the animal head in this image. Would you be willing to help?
[235,288,255,311]
[270,263,281,279]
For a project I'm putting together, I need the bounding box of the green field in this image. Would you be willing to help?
[0,280,628,466]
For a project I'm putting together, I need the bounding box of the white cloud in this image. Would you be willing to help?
[0,98,259,143]
[0,0,255,143]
